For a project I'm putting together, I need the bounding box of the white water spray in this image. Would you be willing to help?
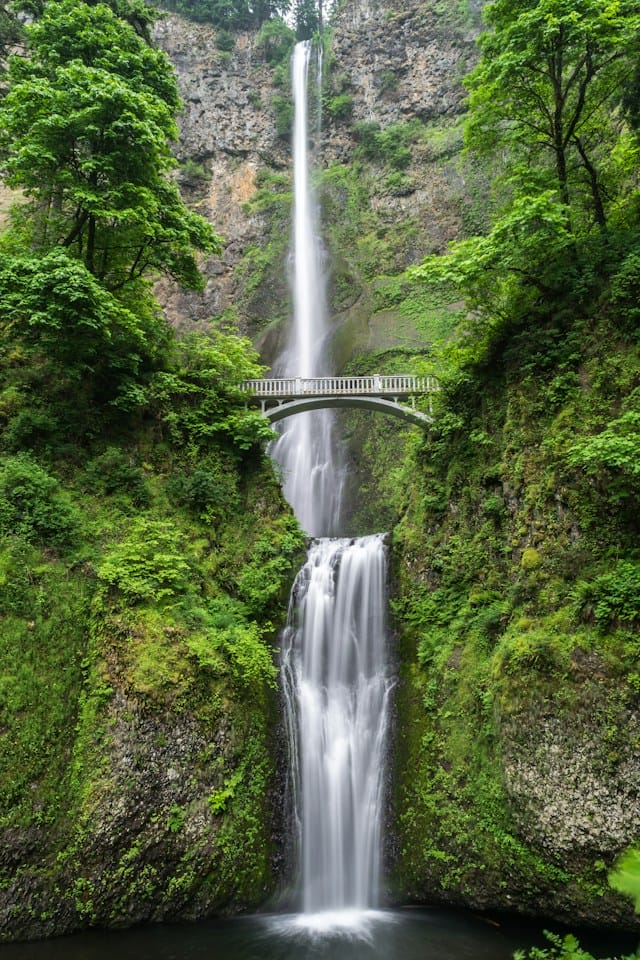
[270,41,344,537]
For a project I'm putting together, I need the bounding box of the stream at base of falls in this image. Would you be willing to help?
[0,908,635,960]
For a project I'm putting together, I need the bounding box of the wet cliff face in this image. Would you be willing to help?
[151,15,288,336]
[152,1,482,358]
[326,0,478,138]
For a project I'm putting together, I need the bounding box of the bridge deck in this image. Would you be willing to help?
[241,375,439,400]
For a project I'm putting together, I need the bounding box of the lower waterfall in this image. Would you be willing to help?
[280,535,392,916]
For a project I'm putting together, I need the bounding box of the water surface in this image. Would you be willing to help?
[0,907,553,960]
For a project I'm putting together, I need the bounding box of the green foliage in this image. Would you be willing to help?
[567,410,640,502]
[183,594,278,691]
[377,69,398,95]
[514,930,635,960]
[324,92,353,122]
[168,454,239,524]
[215,27,235,50]
[82,448,150,505]
[466,0,640,223]
[610,247,640,333]
[97,518,191,602]
[150,331,274,452]
[383,171,414,196]
[0,454,79,548]
[256,16,295,65]
[236,516,305,617]
[0,542,89,834]
[0,0,220,289]
[609,847,640,913]
[411,192,575,342]
[292,0,318,39]
[408,0,640,373]
[272,94,293,138]
[354,120,415,170]
[0,251,156,395]
[166,804,186,834]
[573,562,640,629]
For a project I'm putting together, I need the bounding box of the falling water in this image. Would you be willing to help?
[269,40,344,538]
[272,41,392,928]
[281,536,392,915]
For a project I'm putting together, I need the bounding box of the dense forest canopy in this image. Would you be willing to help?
[150,0,324,36]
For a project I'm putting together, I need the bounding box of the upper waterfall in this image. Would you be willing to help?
[269,41,345,538]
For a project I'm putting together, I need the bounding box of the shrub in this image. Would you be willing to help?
[97,518,191,602]
[325,93,353,122]
[168,456,240,524]
[567,410,640,503]
[215,28,235,51]
[384,171,414,195]
[2,408,59,453]
[83,447,150,505]
[0,454,79,548]
[377,69,398,94]
[573,561,640,628]
[354,120,414,169]
[273,95,293,138]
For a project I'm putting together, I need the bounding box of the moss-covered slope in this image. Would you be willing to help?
[389,314,640,929]
[0,434,304,941]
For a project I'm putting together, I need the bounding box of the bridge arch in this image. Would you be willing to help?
[241,376,438,429]
[261,395,433,427]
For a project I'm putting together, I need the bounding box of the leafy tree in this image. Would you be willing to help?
[292,0,319,38]
[466,0,640,229]
[0,250,163,393]
[0,0,220,290]
[153,0,290,29]
[413,0,640,360]
[149,331,275,451]
[14,0,157,38]
[412,192,576,349]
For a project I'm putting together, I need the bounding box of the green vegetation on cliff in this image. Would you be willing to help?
[0,0,303,941]
[387,0,640,931]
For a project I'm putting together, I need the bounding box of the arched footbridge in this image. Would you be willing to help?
[240,375,439,427]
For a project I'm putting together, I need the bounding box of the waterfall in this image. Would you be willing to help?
[269,40,344,538]
[281,536,391,914]
[272,41,391,927]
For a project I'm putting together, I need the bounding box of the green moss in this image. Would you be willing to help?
[389,309,640,919]
[0,418,303,932]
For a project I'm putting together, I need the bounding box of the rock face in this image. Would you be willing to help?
[325,0,478,145]
[503,710,640,862]
[152,15,288,335]
[152,2,482,350]
[153,17,284,165]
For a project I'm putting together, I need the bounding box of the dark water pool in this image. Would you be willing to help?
[0,908,635,960]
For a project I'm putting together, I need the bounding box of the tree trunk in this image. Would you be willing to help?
[574,136,607,230]
[86,214,96,275]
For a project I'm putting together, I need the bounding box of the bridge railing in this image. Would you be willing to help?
[240,375,439,398]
